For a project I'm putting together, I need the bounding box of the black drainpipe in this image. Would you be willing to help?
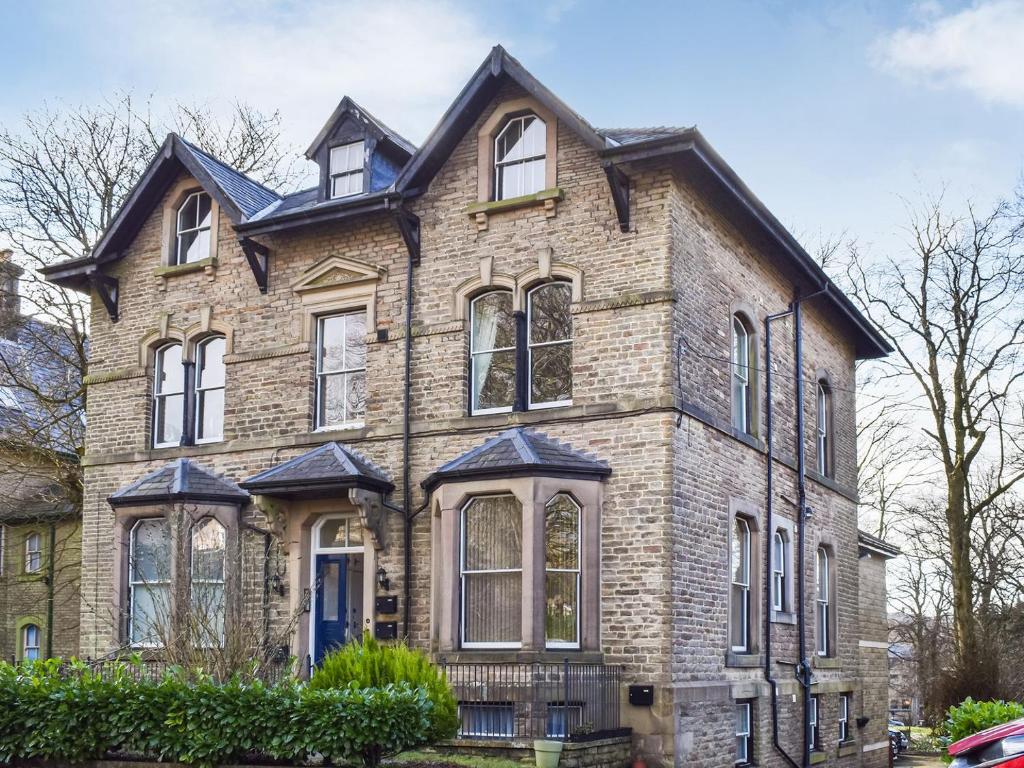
[401,214,415,638]
[46,522,56,658]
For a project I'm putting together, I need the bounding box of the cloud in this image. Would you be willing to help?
[72,0,502,148]
[873,0,1024,107]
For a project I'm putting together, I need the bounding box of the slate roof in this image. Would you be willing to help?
[0,484,77,524]
[858,529,901,558]
[599,126,694,146]
[178,139,281,219]
[108,459,249,507]
[239,442,393,498]
[423,427,610,491]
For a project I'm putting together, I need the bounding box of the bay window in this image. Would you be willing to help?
[129,518,171,647]
[545,494,581,649]
[460,495,523,648]
[190,517,227,646]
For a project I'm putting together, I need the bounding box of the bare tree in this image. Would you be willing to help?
[844,190,1024,684]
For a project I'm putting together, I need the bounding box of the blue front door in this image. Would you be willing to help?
[314,553,347,665]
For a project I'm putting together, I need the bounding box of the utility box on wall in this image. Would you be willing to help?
[374,621,398,640]
[628,685,654,706]
[375,595,398,614]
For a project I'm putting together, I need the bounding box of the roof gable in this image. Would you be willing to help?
[108,458,249,507]
[306,96,417,160]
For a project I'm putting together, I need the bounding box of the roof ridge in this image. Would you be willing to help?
[329,442,359,475]
[511,427,541,464]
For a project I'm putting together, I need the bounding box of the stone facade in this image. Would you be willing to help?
[52,48,894,768]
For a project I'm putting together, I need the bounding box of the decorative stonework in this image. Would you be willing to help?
[572,289,675,314]
[223,342,309,365]
[466,187,564,231]
[83,367,147,386]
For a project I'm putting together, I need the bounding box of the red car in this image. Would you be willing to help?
[950,719,1024,767]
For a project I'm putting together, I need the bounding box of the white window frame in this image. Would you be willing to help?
[175,191,212,265]
[190,517,227,647]
[494,114,546,201]
[544,494,581,650]
[810,695,819,750]
[460,495,523,650]
[816,382,831,476]
[527,282,573,411]
[128,518,170,649]
[816,547,830,656]
[194,336,225,445]
[731,517,751,653]
[21,623,40,661]
[469,291,515,416]
[314,311,367,430]
[153,342,185,449]
[732,315,751,434]
[735,701,752,766]
[838,693,849,743]
[24,532,42,574]
[329,141,365,199]
[772,530,786,612]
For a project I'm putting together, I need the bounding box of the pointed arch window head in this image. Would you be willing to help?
[816,546,831,656]
[175,191,212,265]
[21,623,40,661]
[771,530,787,612]
[528,282,573,409]
[816,381,832,477]
[191,517,226,646]
[195,337,225,443]
[129,518,171,648]
[494,114,546,201]
[153,343,185,448]
[470,291,516,414]
[545,494,581,649]
[731,314,754,435]
[152,336,226,449]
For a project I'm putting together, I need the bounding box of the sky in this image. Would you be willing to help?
[1,0,1022,261]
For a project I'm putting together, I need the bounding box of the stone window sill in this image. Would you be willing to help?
[725,651,763,668]
[813,655,842,669]
[154,256,218,284]
[810,750,827,765]
[771,610,797,625]
[466,187,564,231]
[838,742,857,757]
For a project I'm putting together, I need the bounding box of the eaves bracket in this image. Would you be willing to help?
[603,163,631,233]
[239,237,271,293]
[394,207,421,267]
[90,273,119,323]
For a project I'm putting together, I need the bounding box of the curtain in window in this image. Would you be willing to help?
[317,311,367,427]
[470,292,515,412]
[528,283,572,407]
[130,518,171,646]
[545,494,580,647]
[191,518,226,646]
[461,495,522,645]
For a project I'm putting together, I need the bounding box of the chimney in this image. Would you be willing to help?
[0,249,23,333]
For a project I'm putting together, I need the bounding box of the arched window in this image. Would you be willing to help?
[528,282,572,409]
[470,291,516,414]
[772,530,787,612]
[731,314,754,434]
[175,191,212,264]
[153,343,185,448]
[191,518,226,645]
[195,336,226,443]
[129,518,171,647]
[494,114,546,200]
[816,381,832,477]
[460,495,523,648]
[730,517,751,652]
[315,311,367,428]
[21,623,40,661]
[816,546,831,656]
[24,532,42,573]
[545,494,581,649]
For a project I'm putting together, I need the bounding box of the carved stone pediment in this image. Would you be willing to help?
[290,255,384,293]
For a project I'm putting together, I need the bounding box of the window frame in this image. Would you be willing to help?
[194,336,226,445]
[190,517,227,647]
[771,530,787,613]
[816,381,832,477]
[314,310,368,430]
[544,493,581,650]
[128,517,171,649]
[469,291,516,416]
[731,314,754,435]
[152,342,186,449]
[735,700,753,766]
[329,140,365,199]
[730,517,752,653]
[527,282,573,411]
[459,494,524,650]
[816,546,831,656]
[21,623,40,662]
[810,695,820,751]
[174,191,212,265]
[838,692,850,744]
[24,531,42,574]
[493,113,547,201]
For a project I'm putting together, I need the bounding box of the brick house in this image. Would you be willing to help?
[44,47,898,767]
[0,251,82,662]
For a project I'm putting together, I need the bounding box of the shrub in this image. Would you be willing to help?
[944,697,1024,744]
[0,658,434,768]
[310,634,459,743]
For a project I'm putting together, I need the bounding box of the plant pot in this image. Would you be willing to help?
[534,738,564,768]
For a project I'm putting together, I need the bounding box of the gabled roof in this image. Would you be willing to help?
[239,441,393,498]
[41,133,281,289]
[108,458,249,507]
[599,126,694,146]
[305,95,417,159]
[858,529,901,559]
[423,427,610,491]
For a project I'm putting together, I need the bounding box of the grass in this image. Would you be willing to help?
[389,750,526,768]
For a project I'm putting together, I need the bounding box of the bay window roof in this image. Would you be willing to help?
[108,458,249,507]
[239,441,393,498]
[423,427,610,492]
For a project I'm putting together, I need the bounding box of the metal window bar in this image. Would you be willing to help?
[440,659,624,742]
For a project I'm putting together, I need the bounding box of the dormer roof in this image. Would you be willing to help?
[305,95,416,160]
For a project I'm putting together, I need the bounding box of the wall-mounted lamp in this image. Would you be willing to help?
[376,566,391,592]
[269,572,285,597]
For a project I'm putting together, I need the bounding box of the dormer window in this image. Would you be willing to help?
[494,114,546,200]
[175,191,212,264]
[330,140,365,198]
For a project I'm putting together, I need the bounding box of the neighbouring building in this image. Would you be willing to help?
[43,47,898,767]
[0,250,82,662]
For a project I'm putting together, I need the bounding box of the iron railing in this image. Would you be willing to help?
[440,658,625,742]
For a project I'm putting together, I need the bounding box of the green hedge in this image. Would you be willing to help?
[944,697,1024,744]
[0,658,435,768]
